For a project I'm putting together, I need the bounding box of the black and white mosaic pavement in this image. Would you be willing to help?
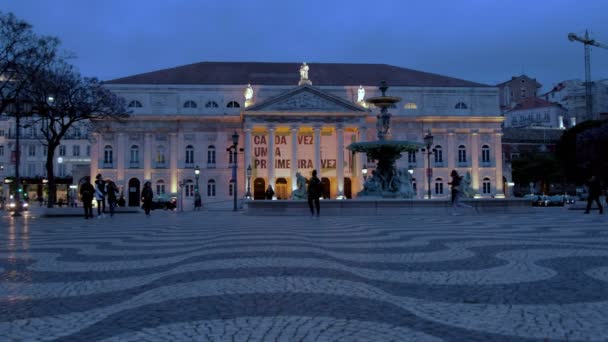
[1,208,607,341]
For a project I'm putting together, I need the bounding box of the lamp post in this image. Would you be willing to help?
[424,131,434,200]
[194,165,200,193]
[7,99,32,216]
[226,131,240,211]
[245,164,252,199]
[362,166,368,181]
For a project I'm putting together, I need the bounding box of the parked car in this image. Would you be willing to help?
[545,195,565,207]
[151,195,177,211]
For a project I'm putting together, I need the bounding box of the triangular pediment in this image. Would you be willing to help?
[245,85,366,113]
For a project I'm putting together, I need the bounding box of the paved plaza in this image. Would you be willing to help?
[0,207,607,341]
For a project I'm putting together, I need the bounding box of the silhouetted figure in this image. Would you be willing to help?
[79,178,95,219]
[585,175,603,214]
[307,170,322,217]
[141,181,154,216]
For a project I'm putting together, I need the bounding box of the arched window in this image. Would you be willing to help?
[207,179,216,196]
[404,102,417,109]
[455,102,468,109]
[185,179,194,197]
[482,145,491,163]
[185,145,194,164]
[156,179,165,195]
[434,177,444,195]
[183,100,197,108]
[227,101,240,108]
[103,145,113,165]
[434,145,443,164]
[156,145,166,166]
[128,100,142,108]
[130,145,139,165]
[205,101,219,108]
[458,145,467,163]
[207,145,216,166]
[483,177,491,194]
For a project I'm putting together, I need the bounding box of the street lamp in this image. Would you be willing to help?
[245,164,252,199]
[362,166,368,181]
[194,165,200,192]
[226,131,240,211]
[6,98,32,216]
[423,131,434,200]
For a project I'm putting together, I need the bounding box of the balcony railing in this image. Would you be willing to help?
[102,162,113,169]
[129,161,140,168]
[207,162,216,169]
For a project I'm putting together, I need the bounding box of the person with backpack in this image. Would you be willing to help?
[307,169,322,217]
[94,174,106,218]
[106,180,119,217]
[79,177,95,219]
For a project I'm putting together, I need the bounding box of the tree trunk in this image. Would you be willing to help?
[45,146,57,208]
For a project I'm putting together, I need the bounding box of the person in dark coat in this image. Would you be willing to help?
[141,181,154,216]
[106,180,118,217]
[265,185,275,200]
[94,174,106,217]
[585,175,604,214]
[307,169,322,217]
[79,178,95,219]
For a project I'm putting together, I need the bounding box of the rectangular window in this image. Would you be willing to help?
[156,184,165,195]
[186,184,194,197]
[73,145,80,156]
[186,150,194,164]
[28,145,36,157]
[59,145,66,156]
[58,164,67,177]
[408,151,416,163]
[0,129,4,136]
[27,164,36,177]
[0,145,4,156]
[86,145,91,157]
[435,182,443,194]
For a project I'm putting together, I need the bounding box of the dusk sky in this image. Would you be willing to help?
[3,0,608,91]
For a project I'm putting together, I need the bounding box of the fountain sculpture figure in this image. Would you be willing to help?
[347,82,422,198]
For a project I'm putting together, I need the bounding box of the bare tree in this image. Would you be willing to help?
[30,63,128,207]
[0,11,58,113]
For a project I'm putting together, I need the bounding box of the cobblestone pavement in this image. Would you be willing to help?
[0,208,607,341]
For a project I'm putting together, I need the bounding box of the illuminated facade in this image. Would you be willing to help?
[97,62,504,208]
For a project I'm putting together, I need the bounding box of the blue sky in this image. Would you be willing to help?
[3,0,608,91]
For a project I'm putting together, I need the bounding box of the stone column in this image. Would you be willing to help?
[494,132,505,198]
[447,130,455,171]
[290,126,298,191]
[358,127,367,192]
[336,125,344,198]
[170,133,178,192]
[116,133,126,185]
[244,127,252,193]
[144,133,152,182]
[314,126,321,173]
[470,130,480,194]
[90,132,100,182]
[267,126,275,191]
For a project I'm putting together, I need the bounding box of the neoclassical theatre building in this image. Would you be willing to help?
[95,62,504,207]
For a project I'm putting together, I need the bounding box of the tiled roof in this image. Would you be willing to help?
[502,127,564,143]
[507,97,562,111]
[105,62,489,87]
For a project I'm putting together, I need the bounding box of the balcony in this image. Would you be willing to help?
[154,162,167,169]
[129,161,140,169]
[102,162,113,169]
[207,162,216,169]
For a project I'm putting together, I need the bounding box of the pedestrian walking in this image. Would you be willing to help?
[141,181,154,216]
[94,174,106,217]
[448,169,473,214]
[307,169,322,217]
[106,180,118,217]
[265,185,275,200]
[79,177,95,219]
[585,175,603,214]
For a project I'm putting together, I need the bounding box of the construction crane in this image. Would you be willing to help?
[568,30,608,121]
